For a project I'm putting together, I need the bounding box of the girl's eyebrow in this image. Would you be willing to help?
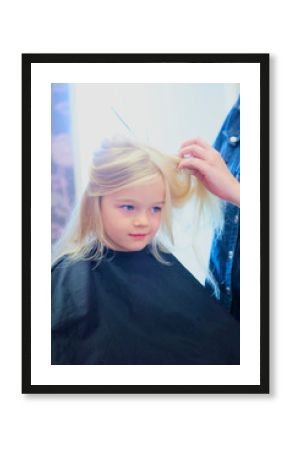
[115,198,165,204]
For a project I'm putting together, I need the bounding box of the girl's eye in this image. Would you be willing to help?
[120,205,135,211]
[151,206,162,213]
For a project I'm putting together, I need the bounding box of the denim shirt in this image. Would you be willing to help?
[207,96,240,320]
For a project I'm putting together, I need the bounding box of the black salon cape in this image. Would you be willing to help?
[52,247,240,365]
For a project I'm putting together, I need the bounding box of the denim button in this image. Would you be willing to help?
[234,214,239,224]
[229,136,239,144]
[228,251,234,259]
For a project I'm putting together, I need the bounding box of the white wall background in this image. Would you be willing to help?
[71,83,238,194]
[1,2,287,450]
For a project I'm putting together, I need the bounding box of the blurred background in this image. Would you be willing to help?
[51,83,239,282]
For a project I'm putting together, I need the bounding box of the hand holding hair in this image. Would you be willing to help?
[177,137,240,207]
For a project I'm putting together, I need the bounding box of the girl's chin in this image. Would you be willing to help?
[107,240,149,252]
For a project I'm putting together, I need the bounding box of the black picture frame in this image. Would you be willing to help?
[22,53,269,394]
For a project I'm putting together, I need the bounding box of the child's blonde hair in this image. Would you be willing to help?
[52,139,223,277]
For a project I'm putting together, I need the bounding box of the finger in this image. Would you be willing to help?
[180,138,200,150]
[188,168,199,177]
[177,156,208,175]
[193,136,213,151]
[178,144,209,161]
[180,136,211,151]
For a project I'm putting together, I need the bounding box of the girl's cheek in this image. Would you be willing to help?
[153,216,162,228]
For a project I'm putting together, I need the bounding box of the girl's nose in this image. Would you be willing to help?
[133,212,149,226]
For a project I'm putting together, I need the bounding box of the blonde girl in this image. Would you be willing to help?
[52,139,239,365]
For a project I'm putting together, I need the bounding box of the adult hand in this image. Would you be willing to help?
[177,137,240,207]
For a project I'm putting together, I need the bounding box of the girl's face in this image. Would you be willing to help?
[100,175,165,252]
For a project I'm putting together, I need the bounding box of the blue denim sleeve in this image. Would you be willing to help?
[206,96,240,320]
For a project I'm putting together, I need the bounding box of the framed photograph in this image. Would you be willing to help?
[22,53,269,394]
